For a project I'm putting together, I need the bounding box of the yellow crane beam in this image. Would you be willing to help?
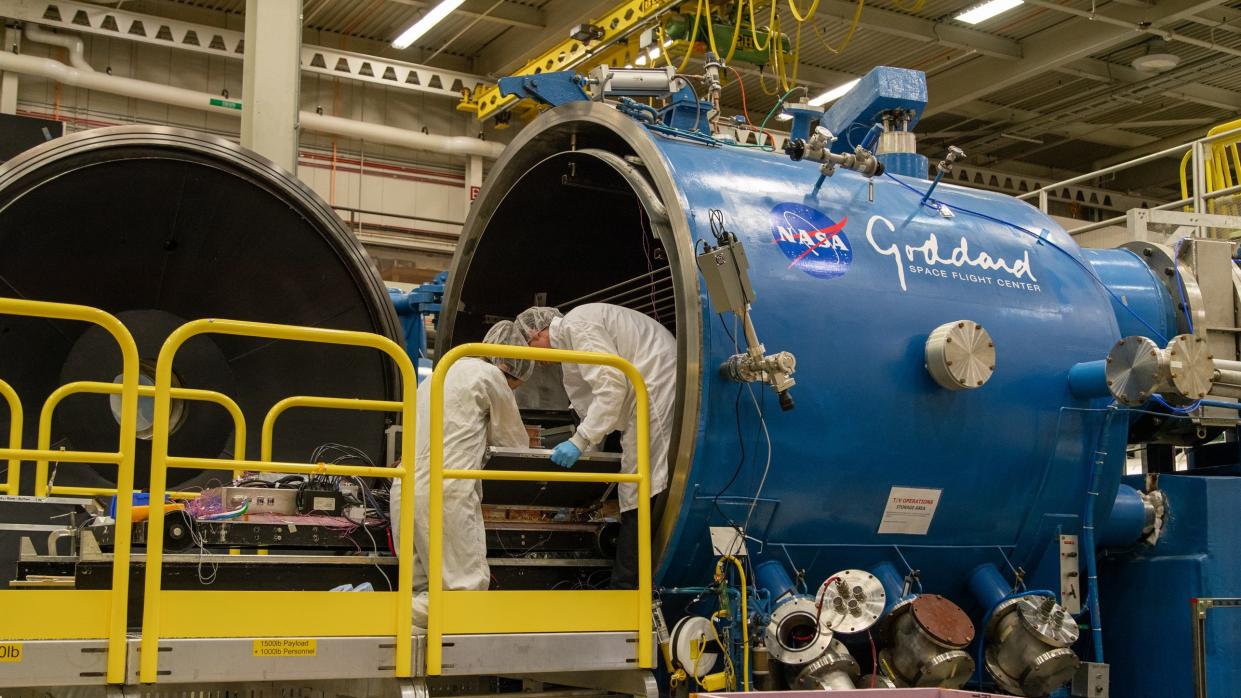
[459,0,687,122]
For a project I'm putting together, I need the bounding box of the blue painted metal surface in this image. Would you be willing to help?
[819,66,927,154]
[781,102,823,142]
[1068,359,1110,400]
[389,271,446,380]
[648,133,1132,606]
[1101,474,1241,696]
[1097,483,1148,547]
[498,71,590,107]
[968,563,1012,611]
[1081,247,1177,342]
[879,151,929,180]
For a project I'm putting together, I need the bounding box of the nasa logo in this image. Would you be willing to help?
[769,203,852,280]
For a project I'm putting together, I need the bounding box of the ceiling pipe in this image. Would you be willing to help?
[4,29,505,160]
[23,25,93,71]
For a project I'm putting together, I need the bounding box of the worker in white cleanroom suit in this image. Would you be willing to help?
[514,303,676,589]
[390,320,532,626]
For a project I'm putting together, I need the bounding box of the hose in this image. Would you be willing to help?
[714,555,750,691]
[673,0,707,73]
[812,0,865,54]
[758,85,804,132]
[788,0,821,22]
[749,0,779,52]
[1080,409,1116,663]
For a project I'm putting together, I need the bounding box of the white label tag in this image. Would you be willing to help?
[877,486,942,535]
[709,526,748,556]
[312,496,336,512]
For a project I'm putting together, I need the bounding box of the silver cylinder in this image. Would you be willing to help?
[884,596,975,689]
[985,596,1080,696]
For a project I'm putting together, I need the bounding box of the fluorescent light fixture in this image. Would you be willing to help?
[392,0,465,49]
[776,113,793,121]
[663,38,673,47]
[636,54,648,66]
[955,0,1023,25]
[647,47,661,60]
[807,78,859,107]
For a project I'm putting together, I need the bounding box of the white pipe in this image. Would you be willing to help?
[300,112,504,159]
[0,47,505,160]
[23,25,93,72]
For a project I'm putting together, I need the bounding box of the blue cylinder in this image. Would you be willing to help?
[871,561,908,613]
[1068,360,1111,400]
[754,559,798,603]
[968,563,1011,611]
[1098,484,1149,547]
[1082,248,1177,342]
[441,100,1166,600]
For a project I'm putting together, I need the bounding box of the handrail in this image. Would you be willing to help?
[34,380,248,497]
[261,395,404,462]
[0,297,139,684]
[138,318,416,684]
[426,343,654,676]
[0,378,22,494]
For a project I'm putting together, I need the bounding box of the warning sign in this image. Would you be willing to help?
[877,486,942,535]
[252,639,317,657]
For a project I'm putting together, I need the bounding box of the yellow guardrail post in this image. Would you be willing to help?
[35,381,247,497]
[260,396,403,462]
[426,343,653,676]
[0,298,139,685]
[139,318,416,684]
[0,378,22,495]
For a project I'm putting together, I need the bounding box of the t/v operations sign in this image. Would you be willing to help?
[877,486,942,535]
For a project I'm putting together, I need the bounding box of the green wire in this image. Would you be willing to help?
[757,86,805,134]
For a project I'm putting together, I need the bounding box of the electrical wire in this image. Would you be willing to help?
[748,0,779,53]
[811,0,864,54]
[726,65,753,126]
[715,555,750,691]
[788,0,821,22]
[758,85,805,133]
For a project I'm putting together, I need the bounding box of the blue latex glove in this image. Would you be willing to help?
[550,441,581,468]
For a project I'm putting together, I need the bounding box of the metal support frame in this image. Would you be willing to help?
[261,395,402,462]
[460,0,681,121]
[1191,597,1241,698]
[34,380,247,497]
[137,318,418,684]
[0,297,140,685]
[241,0,302,172]
[0,24,19,115]
[1125,209,1241,242]
[0,0,486,100]
[426,343,654,676]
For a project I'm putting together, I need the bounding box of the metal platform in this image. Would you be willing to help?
[0,631,652,692]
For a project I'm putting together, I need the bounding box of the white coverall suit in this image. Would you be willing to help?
[553,302,677,512]
[389,357,527,625]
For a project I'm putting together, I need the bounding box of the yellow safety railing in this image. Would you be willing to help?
[261,395,403,462]
[0,297,139,684]
[1181,117,1241,215]
[34,381,248,498]
[138,318,416,684]
[0,378,21,494]
[426,343,654,675]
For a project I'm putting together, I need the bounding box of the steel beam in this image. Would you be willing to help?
[925,0,1233,116]
[0,0,487,100]
[242,0,302,172]
[1060,57,1241,111]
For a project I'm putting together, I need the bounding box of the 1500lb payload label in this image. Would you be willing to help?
[253,639,317,657]
[877,487,942,535]
[0,643,21,662]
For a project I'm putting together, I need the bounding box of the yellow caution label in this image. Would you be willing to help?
[252,639,316,657]
[0,643,22,663]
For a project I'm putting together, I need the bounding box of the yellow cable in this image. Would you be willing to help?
[748,0,778,53]
[674,0,707,73]
[714,555,750,692]
[812,0,864,54]
[723,0,745,63]
[788,0,821,22]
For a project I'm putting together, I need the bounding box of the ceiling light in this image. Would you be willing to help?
[392,0,465,49]
[776,113,793,121]
[807,78,859,107]
[1132,39,1180,73]
[955,0,1023,25]
[648,47,661,60]
[636,54,648,66]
